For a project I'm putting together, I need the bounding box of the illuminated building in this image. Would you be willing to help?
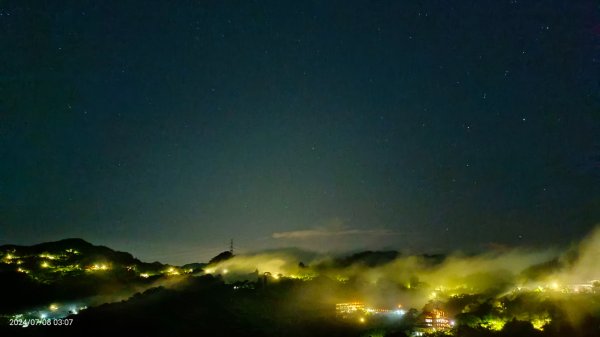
[424,309,451,329]
[414,308,453,335]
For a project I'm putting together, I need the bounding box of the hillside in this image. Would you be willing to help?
[0,239,191,314]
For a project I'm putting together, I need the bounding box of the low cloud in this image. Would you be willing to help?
[272,228,399,239]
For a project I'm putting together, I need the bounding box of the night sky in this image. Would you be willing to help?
[1,1,599,263]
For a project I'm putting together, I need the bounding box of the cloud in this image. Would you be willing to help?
[272,228,399,239]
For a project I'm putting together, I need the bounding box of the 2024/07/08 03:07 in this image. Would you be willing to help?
[10,318,73,327]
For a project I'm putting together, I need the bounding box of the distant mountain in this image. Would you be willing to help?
[335,250,401,267]
[0,238,169,275]
[13,274,360,337]
[0,239,175,314]
[1,238,144,266]
[519,258,564,282]
[317,251,447,269]
[181,262,207,272]
[208,251,234,264]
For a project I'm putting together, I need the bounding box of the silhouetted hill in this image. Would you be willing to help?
[12,275,362,337]
[209,251,234,264]
[181,262,207,272]
[519,258,564,282]
[0,238,143,266]
[324,251,447,269]
[0,239,173,314]
[336,250,401,267]
[1,238,93,252]
[2,240,600,337]
[0,238,172,271]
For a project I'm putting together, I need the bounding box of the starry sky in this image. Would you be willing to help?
[1,1,599,263]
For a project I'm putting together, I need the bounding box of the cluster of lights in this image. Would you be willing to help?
[531,317,552,331]
[337,302,406,323]
[286,273,316,281]
[39,253,58,260]
[513,280,600,294]
[336,302,365,315]
[87,263,109,271]
[165,267,180,276]
[202,268,231,275]
[15,303,87,326]
[2,253,17,264]
[335,275,349,283]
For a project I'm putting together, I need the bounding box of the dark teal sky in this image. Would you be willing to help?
[1,1,599,263]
